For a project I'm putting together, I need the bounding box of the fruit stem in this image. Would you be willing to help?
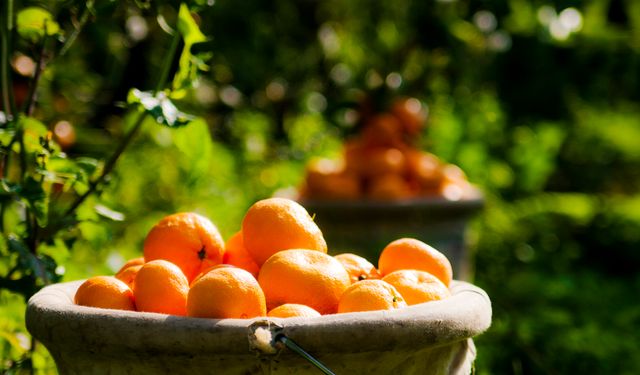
[275,334,336,375]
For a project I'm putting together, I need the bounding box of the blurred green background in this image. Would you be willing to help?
[2,0,640,373]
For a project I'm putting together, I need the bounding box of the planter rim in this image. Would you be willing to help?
[299,187,484,212]
[26,279,491,356]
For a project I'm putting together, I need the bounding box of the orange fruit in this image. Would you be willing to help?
[378,238,453,287]
[337,279,407,313]
[187,267,266,319]
[267,304,321,318]
[242,198,327,266]
[382,270,451,305]
[361,114,404,148]
[115,264,142,289]
[367,173,413,200]
[360,148,407,178]
[116,257,145,273]
[74,276,135,311]
[191,263,237,286]
[405,150,443,192]
[334,253,380,284]
[134,260,189,316]
[258,249,351,315]
[390,97,427,136]
[143,212,225,282]
[304,159,361,200]
[223,231,260,278]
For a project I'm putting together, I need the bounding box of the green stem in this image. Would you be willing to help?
[58,0,94,57]
[1,0,16,121]
[22,36,48,116]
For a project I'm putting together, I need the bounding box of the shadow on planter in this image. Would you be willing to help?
[27,279,491,374]
[300,189,484,280]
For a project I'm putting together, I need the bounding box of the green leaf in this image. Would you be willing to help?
[7,236,58,287]
[16,177,49,227]
[94,204,125,221]
[16,7,61,43]
[173,4,212,93]
[177,4,206,45]
[127,89,195,127]
[20,116,48,154]
[173,117,212,182]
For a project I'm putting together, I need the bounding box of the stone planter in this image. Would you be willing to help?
[301,190,484,280]
[26,279,491,375]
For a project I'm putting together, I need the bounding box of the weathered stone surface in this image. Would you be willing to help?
[26,279,491,374]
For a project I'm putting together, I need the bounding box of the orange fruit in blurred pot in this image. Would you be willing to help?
[242,198,327,266]
[258,249,351,315]
[74,276,135,311]
[134,260,189,316]
[361,114,403,148]
[382,269,451,305]
[337,279,407,313]
[390,97,427,136]
[187,267,266,319]
[143,212,225,282]
[360,148,407,178]
[367,173,413,200]
[223,231,260,278]
[334,253,380,284]
[267,304,321,318]
[115,264,142,289]
[439,164,473,201]
[405,150,443,192]
[378,238,453,287]
[304,159,361,200]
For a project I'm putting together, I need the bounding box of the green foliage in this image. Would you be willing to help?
[16,7,60,42]
[2,0,640,374]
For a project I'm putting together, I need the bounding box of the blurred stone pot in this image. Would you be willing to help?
[301,190,484,280]
[27,279,491,375]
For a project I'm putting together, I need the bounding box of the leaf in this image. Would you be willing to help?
[17,177,49,227]
[127,89,195,127]
[172,117,212,182]
[94,204,125,221]
[173,4,212,93]
[16,7,61,43]
[20,116,48,154]
[8,236,47,284]
[177,4,206,46]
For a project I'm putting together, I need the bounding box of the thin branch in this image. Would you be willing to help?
[22,37,48,116]
[58,0,94,57]
[1,0,17,121]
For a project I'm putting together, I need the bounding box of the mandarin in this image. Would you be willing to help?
[223,231,260,278]
[116,257,144,273]
[337,279,406,313]
[187,267,266,319]
[267,304,321,318]
[378,238,453,287]
[334,253,380,284]
[258,249,351,315]
[367,173,413,200]
[115,264,142,289]
[134,260,189,316]
[74,276,135,311]
[382,269,451,305]
[143,212,225,282]
[242,198,327,266]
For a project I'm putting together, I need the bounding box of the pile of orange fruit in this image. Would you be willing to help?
[299,97,474,201]
[75,198,453,318]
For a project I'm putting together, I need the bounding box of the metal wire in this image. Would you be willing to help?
[275,334,336,375]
